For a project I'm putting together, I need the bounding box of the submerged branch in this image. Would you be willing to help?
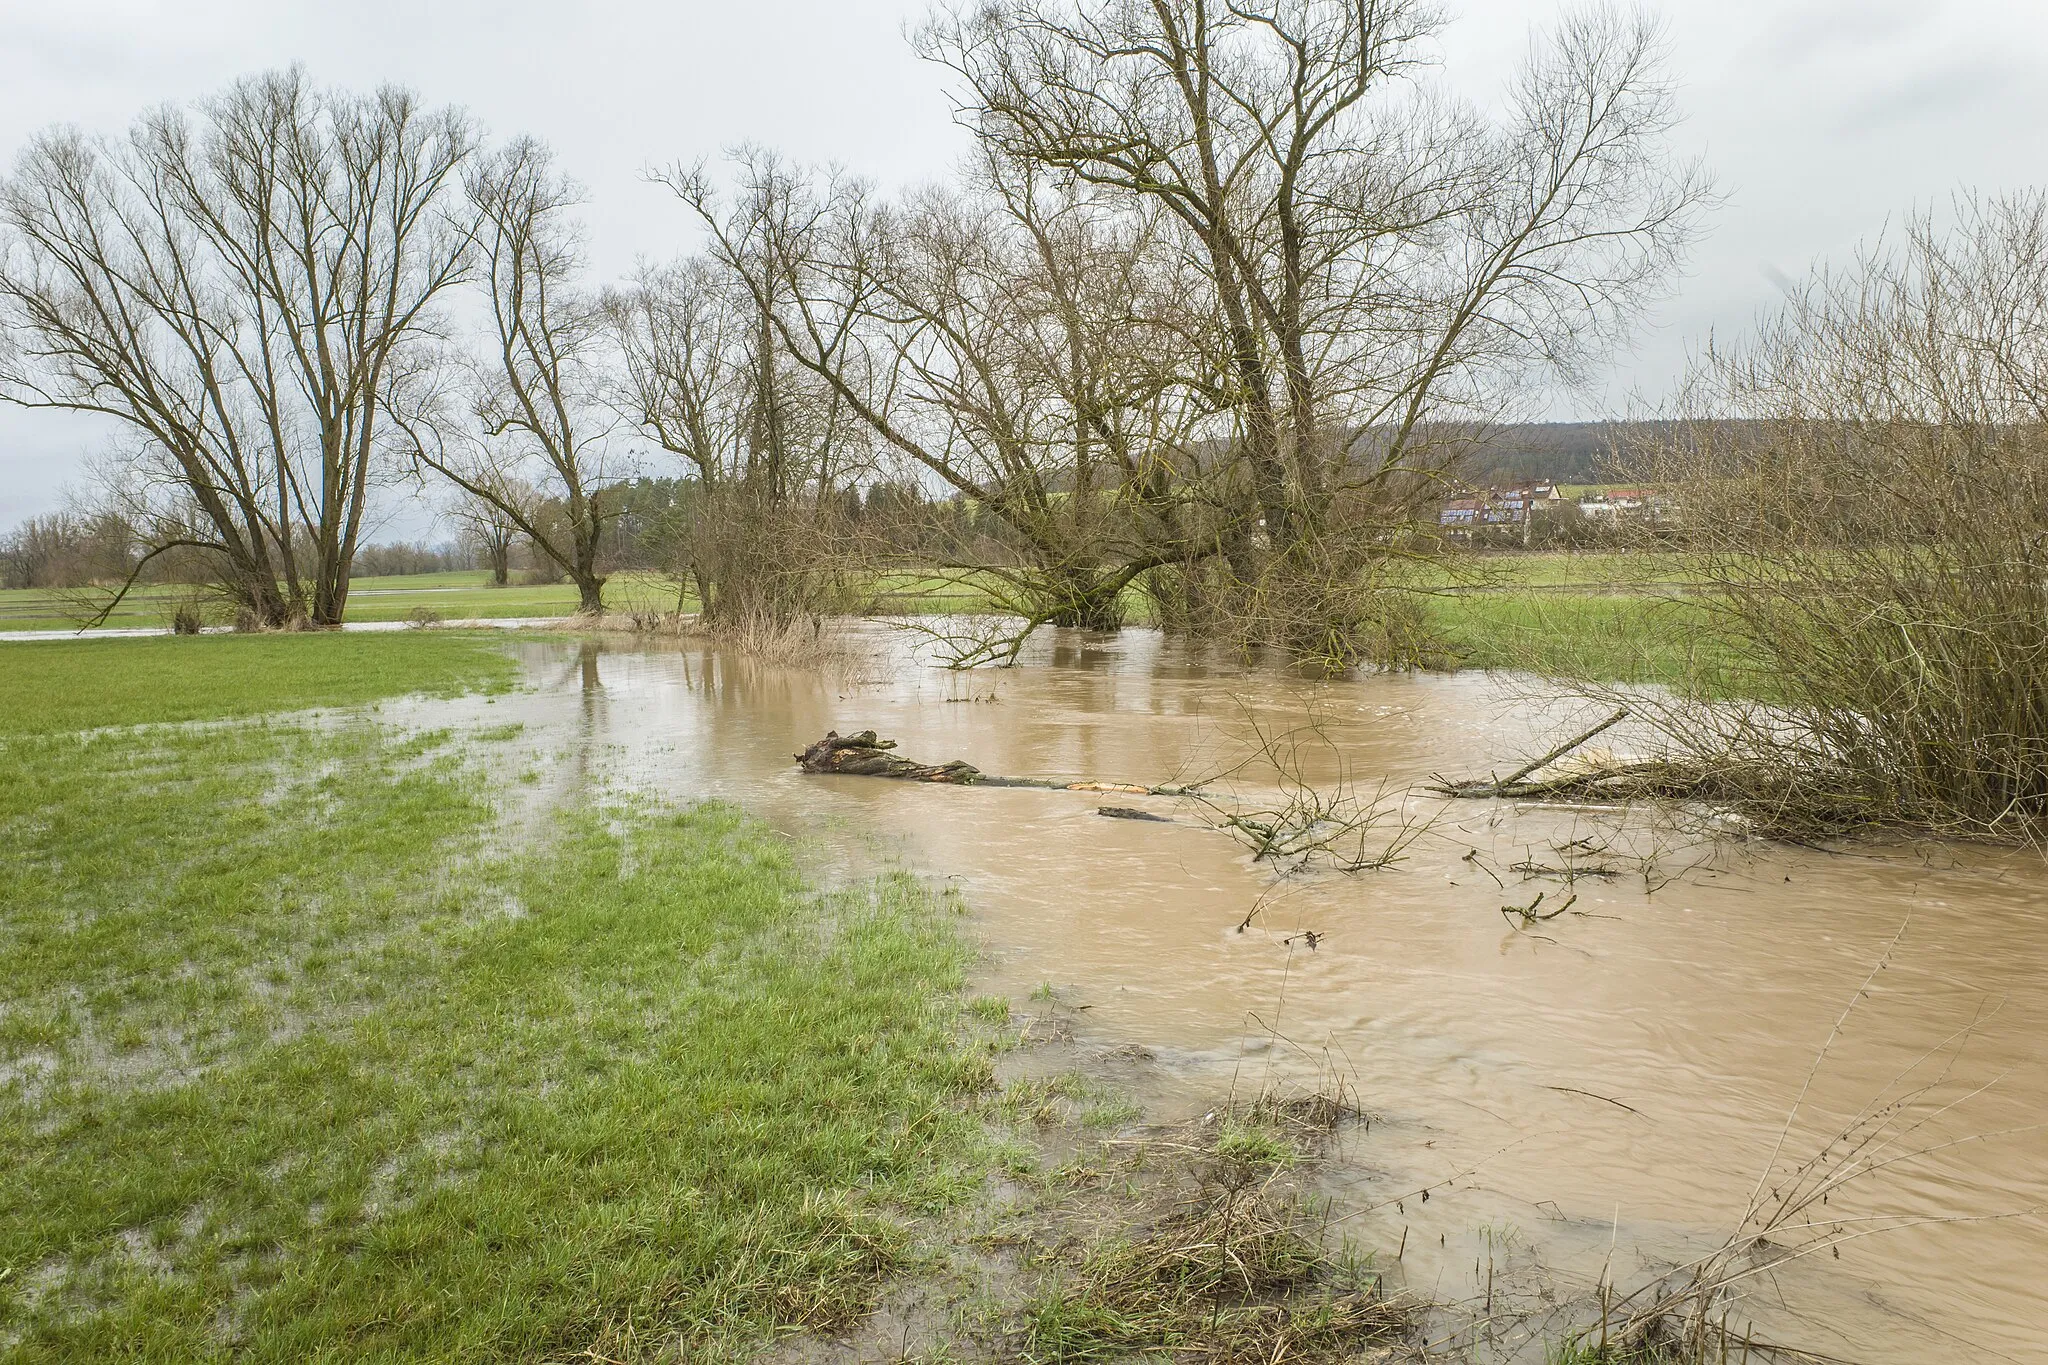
[1436,707,1632,799]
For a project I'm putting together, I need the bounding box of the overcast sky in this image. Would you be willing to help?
[3,0,2045,538]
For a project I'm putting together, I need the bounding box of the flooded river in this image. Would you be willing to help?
[404,627,2048,1362]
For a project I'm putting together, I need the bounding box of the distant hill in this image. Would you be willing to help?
[1451,422,1673,487]
[1331,420,1693,489]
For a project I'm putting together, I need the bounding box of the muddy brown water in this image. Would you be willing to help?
[400,627,2047,1362]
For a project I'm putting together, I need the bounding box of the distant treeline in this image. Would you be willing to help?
[0,475,1011,592]
[1449,421,1679,488]
[0,512,483,592]
[0,428,1700,594]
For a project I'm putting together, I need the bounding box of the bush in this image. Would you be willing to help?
[1618,193,2048,837]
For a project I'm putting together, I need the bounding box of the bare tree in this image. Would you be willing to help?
[444,484,527,586]
[610,257,748,504]
[923,0,1711,653]
[608,254,753,615]
[613,161,875,629]
[0,69,474,627]
[662,149,1230,655]
[869,154,1233,632]
[398,139,625,614]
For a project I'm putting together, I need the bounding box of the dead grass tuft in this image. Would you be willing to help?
[1017,1094,1407,1364]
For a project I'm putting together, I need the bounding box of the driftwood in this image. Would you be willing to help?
[1434,705,1778,814]
[794,730,1195,796]
[798,730,1444,864]
[1434,708,1637,799]
[795,731,982,783]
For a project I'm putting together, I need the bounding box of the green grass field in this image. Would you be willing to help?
[1397,550,1733,688]
[344,570,687,624]
[0,571,689,633]
[1403,549,1706,590]
[0,634,988,1360]
[1422,590,1743,691]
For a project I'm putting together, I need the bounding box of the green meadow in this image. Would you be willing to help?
[0,571,688,633]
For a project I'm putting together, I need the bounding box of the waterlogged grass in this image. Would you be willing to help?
[0,632,521,736]
[0,636,989,1360]
[1013,1104,1405,1365]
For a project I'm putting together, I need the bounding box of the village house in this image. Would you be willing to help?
[1439,498,1485,526]
[1577,487,1655,519]
[1437,482,1564,528]
[1438,481,1673,532]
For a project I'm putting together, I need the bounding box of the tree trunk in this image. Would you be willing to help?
[1044,575,1127,630]
[311,578,347,627]
[231,573,296,631]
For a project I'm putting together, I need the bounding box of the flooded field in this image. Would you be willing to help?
[404,628,2048,1362]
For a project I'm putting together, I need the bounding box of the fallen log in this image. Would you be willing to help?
[793,730,1196,796]
[1435,757,1710,802]
[795,731,982,783]
[1433,752,1778,829]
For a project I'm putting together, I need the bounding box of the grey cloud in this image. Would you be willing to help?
[1752,0,1925,67]
[1833,53,2022,134]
